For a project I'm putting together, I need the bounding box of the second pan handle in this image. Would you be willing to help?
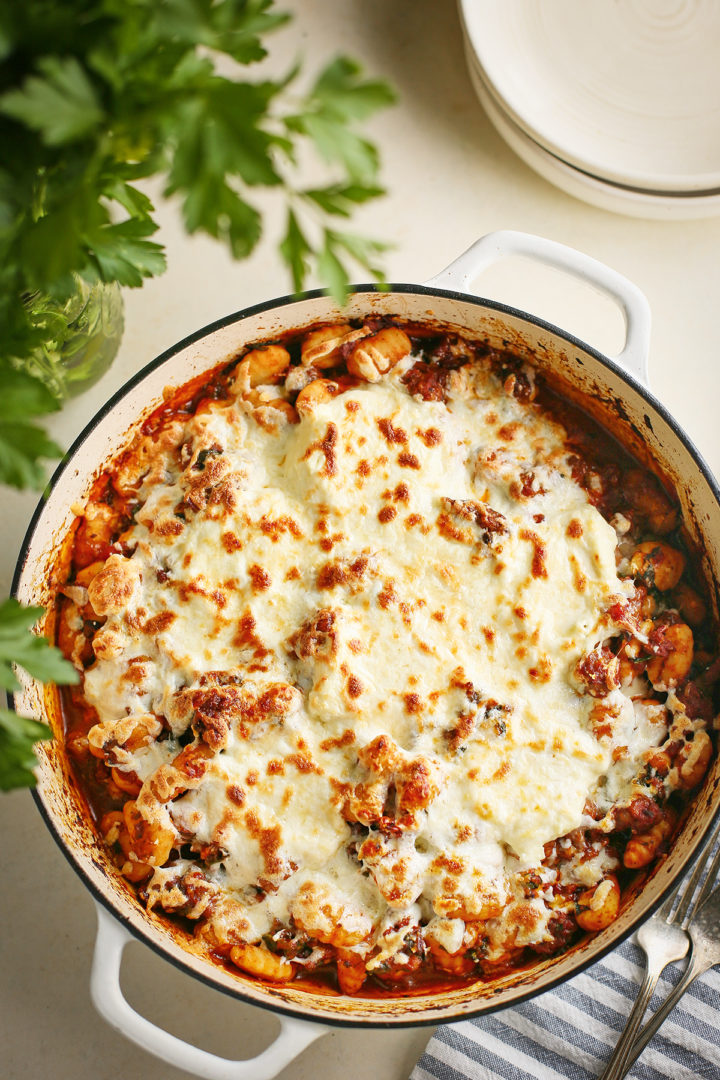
[424,230,651,388]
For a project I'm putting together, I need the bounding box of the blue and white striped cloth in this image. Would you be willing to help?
[411,936,720,1080]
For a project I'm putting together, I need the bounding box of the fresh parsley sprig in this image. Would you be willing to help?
[0,0,396,789]
[0,599,78,791]
[0,2,395,335]
[0,0,397,786]
[0,0,395,487]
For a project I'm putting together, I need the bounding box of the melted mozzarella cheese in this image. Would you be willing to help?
[83,356,651,958]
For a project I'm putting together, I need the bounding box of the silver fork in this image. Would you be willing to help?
[620,875,720,1074]
[599,816,720,1080]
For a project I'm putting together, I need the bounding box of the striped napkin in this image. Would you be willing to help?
[411,935,720,1080]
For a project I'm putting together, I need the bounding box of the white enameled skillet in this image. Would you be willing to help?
[12,231,720,1079]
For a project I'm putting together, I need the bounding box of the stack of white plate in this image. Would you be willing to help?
[459,0,720,219]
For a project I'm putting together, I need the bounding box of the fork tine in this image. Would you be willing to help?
[652,816,720,924]
[672,815,720,925]
[684,829,720,920]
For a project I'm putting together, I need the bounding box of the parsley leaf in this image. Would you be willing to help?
[102,180,156,220]
[0,599,78,789]
[279,209,313,294]
[0,56,104,146]
[311,56,398,121]
[83,217,167,288]
[0,420,64,490]
[181,174,262,259]
[0,709,53,791]
[317,232,351,307]
[287,56,397,183]
[311,228,389,305]
[0,364,61,420]
[326,228,389,280]
[302,183,385,218]
[153,0,290,66]
[0,599,78,691]
[288,113,381,185]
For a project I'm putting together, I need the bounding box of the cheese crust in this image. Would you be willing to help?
[60,322,717,992]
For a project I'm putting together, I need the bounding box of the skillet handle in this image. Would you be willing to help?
[424,230,651,388]
[90,903,328,1080]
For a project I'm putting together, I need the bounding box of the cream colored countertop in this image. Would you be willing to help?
[2,3,719,1078]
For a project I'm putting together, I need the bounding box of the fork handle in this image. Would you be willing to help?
[622,951,708,1071]
[598,967,662,1080]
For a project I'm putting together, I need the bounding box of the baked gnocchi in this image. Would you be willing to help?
[58,321,719,995]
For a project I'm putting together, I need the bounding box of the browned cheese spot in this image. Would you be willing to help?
[437,512,473,544]
[418,427,442,447]
[287,751,322,775]
[221,530,242,553]
[398,451,421,469]
[285,566,301,581]
[227,784,246,806]
[177,579,228,609]
[249,564,271,591]
[244,809,283,875]
[493,760,511,781]
[379,581,397,608]
[403,692,423,714]
[142,611,177,634]
[377,417,408,445]
[446,711,476,752]
[155,519,184,537]
[260,515,303,542]
[347,675,363,698]
[233,611,270,661]
[304,422,338,477]
[122,652,151,686]
[498,422,521,441]
[529,657,553,683]
[378,505,397,524]
[510,471,547,500]
[320,729,356,752]
[567,518,584,539]
[316,556,368,590]
[433,853,464,876]
[383,482,409,503]
[319,531,346,553]
[519,529,548,579]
